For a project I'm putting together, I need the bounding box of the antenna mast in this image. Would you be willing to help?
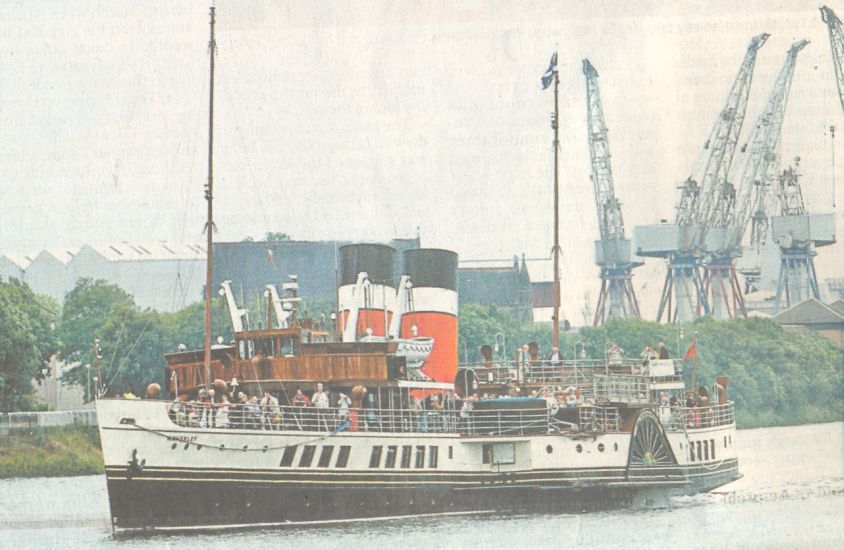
[203,6,217,387]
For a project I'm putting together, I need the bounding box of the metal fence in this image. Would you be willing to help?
[0,410,97,434]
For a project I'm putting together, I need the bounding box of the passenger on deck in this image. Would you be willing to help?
[458,394,475,433]
[246,396,262,429]
[639,346,655,371]
[427,394,444,432]
[216,395,230,429]
[292,388,311,407]
[261,392,281,430]
[206,389,218,427]
[607,344,623,367]
[312,383,330,409]
[549,346,561,366]
[232,391,249,428]
[657,341,670,360]
[364,391,381,431]
[337,392,351,422]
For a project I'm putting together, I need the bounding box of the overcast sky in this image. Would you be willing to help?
[1,1,842,319]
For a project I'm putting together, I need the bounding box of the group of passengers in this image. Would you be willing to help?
[169,387,283,430]
[168,382,591,434]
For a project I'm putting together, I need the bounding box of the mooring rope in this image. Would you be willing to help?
[127,418,351,452]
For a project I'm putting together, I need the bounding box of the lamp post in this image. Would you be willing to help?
[41,368,49,410]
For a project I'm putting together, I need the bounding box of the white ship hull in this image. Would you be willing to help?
[97,398,739,531]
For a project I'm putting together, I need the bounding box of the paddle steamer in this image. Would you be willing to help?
[95,7,739,532]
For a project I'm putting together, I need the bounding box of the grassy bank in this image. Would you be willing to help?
[0,426,104,478]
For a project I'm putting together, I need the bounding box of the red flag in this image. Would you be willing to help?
[684,342,697,360]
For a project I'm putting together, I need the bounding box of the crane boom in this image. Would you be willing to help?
[821,6,844,113]
[682,33,769,250]
[723,40,808,255]
[584,59,625,245]
[583,58,641,324]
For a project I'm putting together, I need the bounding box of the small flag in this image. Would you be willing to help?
[541,51,558,90]
[684,342,697,360]
[267,249,274,263]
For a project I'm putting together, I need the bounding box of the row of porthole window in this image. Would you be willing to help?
[545,442,620,454]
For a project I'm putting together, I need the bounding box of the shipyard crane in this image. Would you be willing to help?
[634,33,768,323]
[702,40,808,319]
[582,59,642,325]
[770,163,837,312]
[821,6,844,113]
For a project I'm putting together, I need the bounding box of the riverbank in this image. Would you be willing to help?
[0,426,103,478]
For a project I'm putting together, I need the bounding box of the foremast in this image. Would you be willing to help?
[203,6,217,387]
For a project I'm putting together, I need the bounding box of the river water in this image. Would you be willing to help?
[1,422,842,549]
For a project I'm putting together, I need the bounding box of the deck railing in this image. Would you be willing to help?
[667,402,735,430]
[578,405,621,432]
[460,359,636,387]
[165,401,559,437]
[592,374,651,404]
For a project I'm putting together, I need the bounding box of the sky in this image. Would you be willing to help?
[1,0,842,320]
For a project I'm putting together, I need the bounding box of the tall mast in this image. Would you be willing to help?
[552,68,560,349]
[203,6,217,387]
[541,53,560,348]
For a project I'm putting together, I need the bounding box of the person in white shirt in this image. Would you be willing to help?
[312,382,330,408]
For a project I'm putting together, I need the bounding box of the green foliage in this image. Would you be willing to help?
[60,279,235,400]
[161,300,233,350]
[264,232,291,242]
[0,278,60,412]
[0,426,103,478]
[458,307,843,428]
[59,278,135,364]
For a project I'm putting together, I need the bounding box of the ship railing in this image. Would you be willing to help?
[458,360,643,387]
[592,374,650,404]
[667,402,735,430]
[165,401,561,437]
[577,405,621,433]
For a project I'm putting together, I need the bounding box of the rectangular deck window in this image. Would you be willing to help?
[279,446,297,467]
[696,441,702,463]
[336,445,351,468]
[448,446,453,459]
[317,446,334,468]
[689,443,696,462]
[429,446,439,468]
[299,445,317,467]
[369,446,383,468]
[710,439,715,460]
[385,445,398,468]
[415,446,426,468]
[401,445,412,468]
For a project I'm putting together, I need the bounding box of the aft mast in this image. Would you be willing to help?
[541,52,561,348]
[203,6,217,387]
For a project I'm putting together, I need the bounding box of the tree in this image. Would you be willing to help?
[59,278,135,364]
[264,232,291,242]
[161,300,233,349]
[0,278,59,411]
[457,305,842,428]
